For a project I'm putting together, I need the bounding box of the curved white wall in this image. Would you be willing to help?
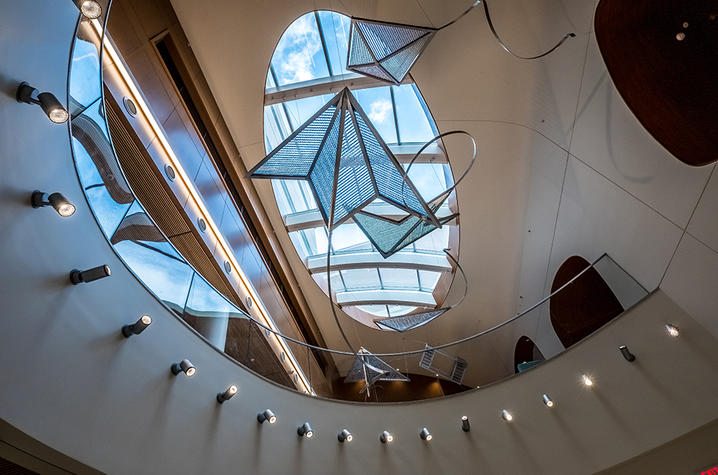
[2,1,718,474]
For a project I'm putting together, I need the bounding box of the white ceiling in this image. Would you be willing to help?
[171,0,718,386]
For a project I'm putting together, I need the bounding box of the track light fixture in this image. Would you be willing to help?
[665,323,680,337]
[31,191,75,217]
[73,0,102,19]
[69,265,111,285]
[461,415,470,432]
[297,422,313,439]
[16,83,68,123]
[257,409,276,424]
[542,394,554,408]
[380,431,393,443]
[216,385,238,403]
[121,315,152,337]
[419,428,432,441]
[619,345,636,362]
[501,409,513,422]
[171,359,196,377]
[582,374,594,387]
[337,429,353,443]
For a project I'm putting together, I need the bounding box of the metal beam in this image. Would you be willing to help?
[307,251,451,274]
[264,73,413,106]
[336,289,436,307]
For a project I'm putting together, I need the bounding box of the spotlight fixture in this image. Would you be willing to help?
[582,374,594,387]
[16,83,69,123]
[257,409,276,424]
[542,394,554,408]
[31,191,75,217]
[665,323,680,337]
[380,431,393,443]
[73,0,102,19]
[121,315,152,338]
[337,429,353,443]
[297,422,313,439]
[461,415,471,432]
[619,345,636,362]
[419,428,432,441]
[170,359,196,377]
[69,265,111,285]
[216,385,238,404]
[501,409,513,422]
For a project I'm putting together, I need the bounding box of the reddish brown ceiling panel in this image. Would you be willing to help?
[595,0,718,166]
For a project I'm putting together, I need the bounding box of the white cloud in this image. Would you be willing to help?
[274,14,323,84]
[368,99,392,124]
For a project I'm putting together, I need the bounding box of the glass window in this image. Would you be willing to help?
[331,224,371,254]
[317,11,353,76]
[352,87,398,144]
[418,270,441,291]
[356,305,389,318]
[341,269,381,290]
[379,268,419,289]
[270,12,330,87]
[387,305,416,317]
[394,84,437,143]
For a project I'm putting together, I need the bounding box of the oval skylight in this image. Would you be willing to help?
[263,11,458,329]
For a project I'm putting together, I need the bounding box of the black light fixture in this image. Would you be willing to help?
[619,345,636,362]
[542,394,554,408]
[379,430,393,444]
[337,429,353,443]
[31,191,75,217]
[216,384,238,403]
[73,0,102,19]
[461,415,471,432]
[170,359,196,377]
[419,428,432,441]
[297,422,313,439]
[70,265,111,285]
[257,409,276,424]
[16,83,69,124]
[121,315,152,337]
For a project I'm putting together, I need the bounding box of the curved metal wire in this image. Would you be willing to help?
[482,0,576,60]
[240,254,607,357]
[442,248,468,310]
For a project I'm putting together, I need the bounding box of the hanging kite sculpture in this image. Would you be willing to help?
[347,0,576,85]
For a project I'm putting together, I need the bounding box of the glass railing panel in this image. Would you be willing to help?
[111,201,194,315]
[593,254,649,309]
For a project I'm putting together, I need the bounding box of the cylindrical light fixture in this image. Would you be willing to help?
[73,0,103,19]
[257,409,276,424]
[665,323,680,337]
[380,430,393,443]
[582,374,594,387]
[619,345,636,362]
[70,265,111,285]
[16,83,68,123]
[122,315,152,338]
[461,415,471,432]
[216,385,238,403]
[419,428,432,441]
[31,191,75,217]
[542,394,554,408]
[501,409,513,422]
[171,359,196,377]
[297,422,313,439]
[337,429,353,443]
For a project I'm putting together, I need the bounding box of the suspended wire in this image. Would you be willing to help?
[481,0,576,60]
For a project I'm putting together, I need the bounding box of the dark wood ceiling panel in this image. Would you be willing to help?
[595,0,718,166]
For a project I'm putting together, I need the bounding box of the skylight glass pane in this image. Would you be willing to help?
[379,268,419,289]
[271,12,330,87]
[282,93,334,128]
[317,11,352,76]
[393,84,435,143]
[414,225,450,252]
[341,269,381,290]
[266,71,276,89]
[331,224,371,253]
[352,87,398,144]
[406,163,450,202]
[356,305,389,318]
[295,227,328,256]
[313,271,345,292]
[418,270,441,291]
[271,180,293,216]
[264,104,292,151]
[387,305,416,317]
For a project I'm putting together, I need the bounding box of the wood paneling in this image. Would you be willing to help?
[595,0,718,166]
